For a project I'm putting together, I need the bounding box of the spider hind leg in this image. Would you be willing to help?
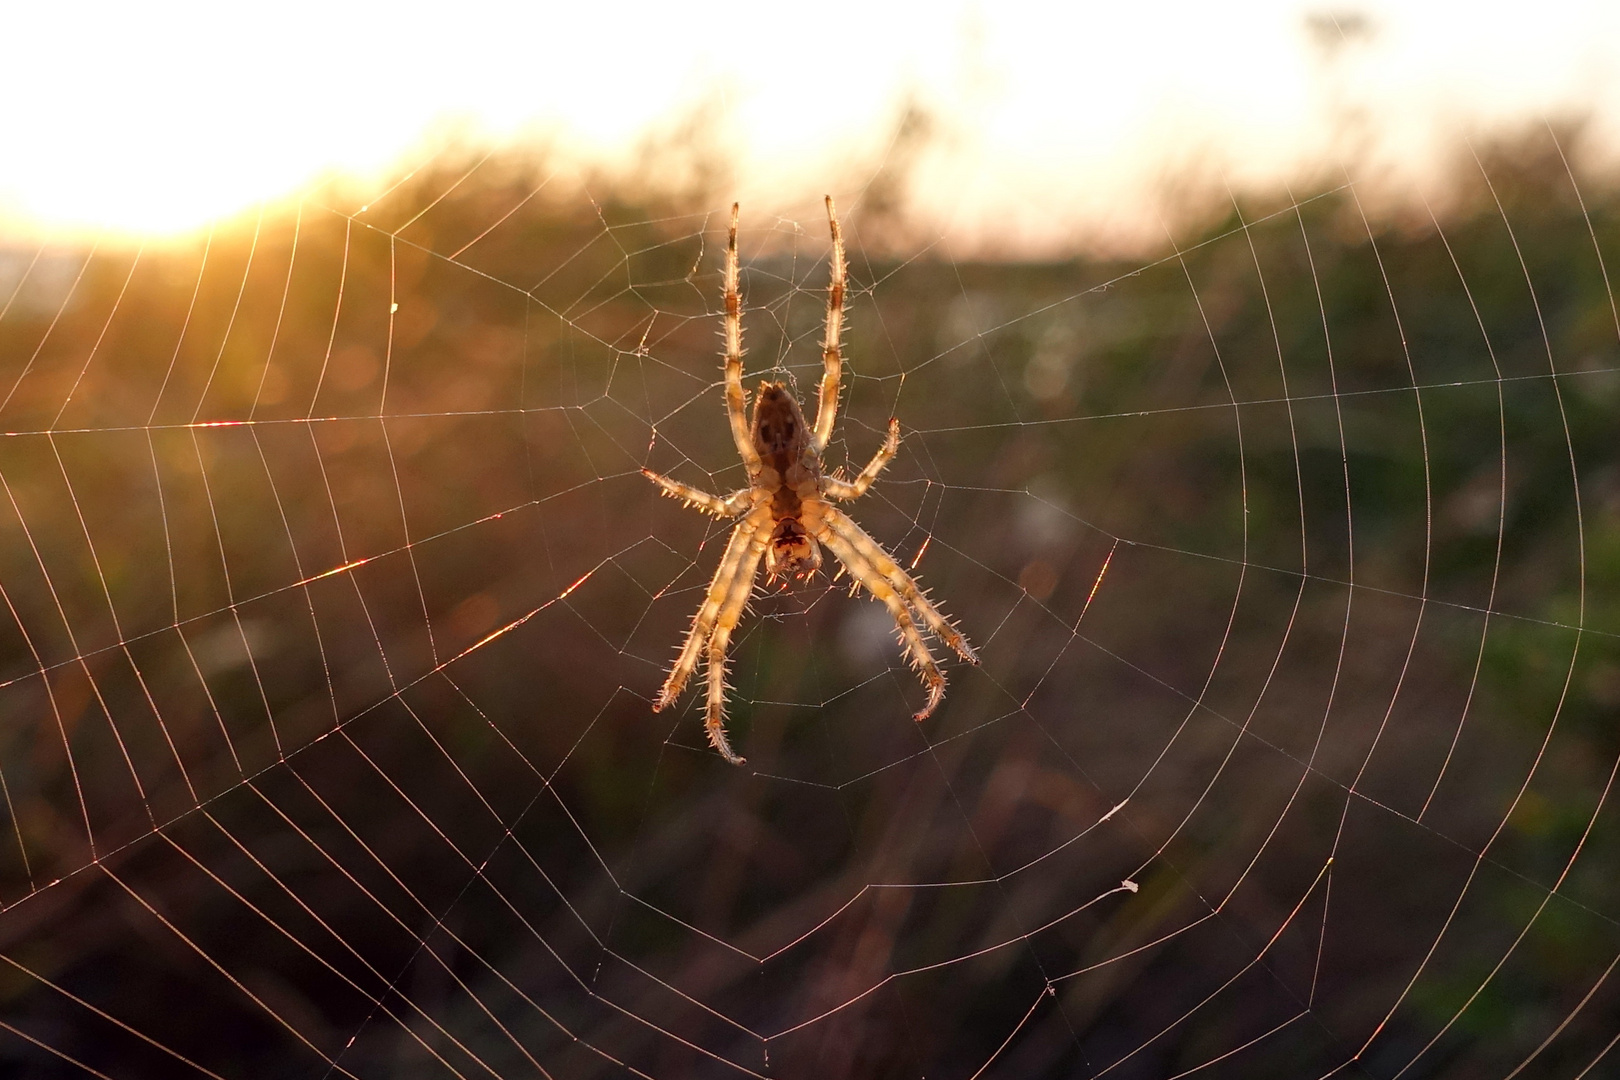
[654,511,768,714]
[815,506,970,721]
[702,530,766,764]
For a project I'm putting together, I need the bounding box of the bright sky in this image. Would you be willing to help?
[4,0,1618,252]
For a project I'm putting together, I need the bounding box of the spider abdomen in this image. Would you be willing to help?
[751,382,817,475]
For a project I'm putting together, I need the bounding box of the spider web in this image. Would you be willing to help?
[0,126,1616,1080]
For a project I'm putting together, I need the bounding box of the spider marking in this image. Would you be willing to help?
[643,198,977,764]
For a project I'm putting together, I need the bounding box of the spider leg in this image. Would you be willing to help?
[813,504,977,721]
[811,195,846,455]
[722,204,762,473]
[655,507,770,712]
[703,528,768,764]
[816,513,948,720]
[821,418,899,501]
[820,503,978,665]
[642,469,751,517]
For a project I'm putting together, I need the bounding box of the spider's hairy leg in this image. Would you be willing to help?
[703,529,767,765]
[821,418,899,502]
[815,511,948,720]
[811,195,846,455]
[723,203,761,473]
[641,469,751,517]
[822,504,978,665]
[655,508,770,713]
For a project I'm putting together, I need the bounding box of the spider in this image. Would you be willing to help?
[643,198,977,765]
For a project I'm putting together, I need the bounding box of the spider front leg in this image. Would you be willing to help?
[811,195,847,455]
[642,469,751,518]
[821,418,899,501]
[722,203,762,474]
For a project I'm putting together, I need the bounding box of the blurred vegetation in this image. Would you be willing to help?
[0,128,1615,1078]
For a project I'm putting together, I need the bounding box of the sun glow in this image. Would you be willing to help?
[6,0,1619,249]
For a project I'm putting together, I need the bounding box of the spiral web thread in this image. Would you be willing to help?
[0,129,1615,1078]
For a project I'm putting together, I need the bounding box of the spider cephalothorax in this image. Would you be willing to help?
[643,199,977,764]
